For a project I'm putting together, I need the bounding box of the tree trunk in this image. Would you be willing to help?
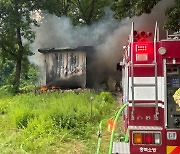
[13,59,22,92]
[13,24,23,92]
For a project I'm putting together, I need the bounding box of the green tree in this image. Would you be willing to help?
[111,0,161,19]
[0,0,40,92]
[164,0,180,31]
[0,57,14,87]
[41,0,111,25]
[70,0,111,25]
[40,0,72,16]
[111,0,180,32]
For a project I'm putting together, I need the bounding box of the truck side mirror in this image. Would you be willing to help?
[116,63,122,71]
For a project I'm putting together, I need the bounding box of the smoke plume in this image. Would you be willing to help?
[30,0,174,87]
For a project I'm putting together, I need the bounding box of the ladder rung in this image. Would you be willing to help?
[133,83,156,87]
[132,64,156,67]
[134,103,156,107]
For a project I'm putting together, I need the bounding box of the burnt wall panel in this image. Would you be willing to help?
[45,51,86,88]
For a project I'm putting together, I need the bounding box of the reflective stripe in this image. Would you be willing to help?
[167,146,180,154]
[128,126,162,130]
[170,146,180,154]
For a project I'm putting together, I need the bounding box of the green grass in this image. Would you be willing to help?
[0,89,119,153]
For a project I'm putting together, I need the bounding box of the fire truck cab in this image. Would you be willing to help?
[112,22,180,154]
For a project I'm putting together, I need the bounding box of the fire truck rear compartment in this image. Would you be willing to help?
[166,64,180,128]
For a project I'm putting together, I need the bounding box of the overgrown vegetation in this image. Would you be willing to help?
[0,89,119,153]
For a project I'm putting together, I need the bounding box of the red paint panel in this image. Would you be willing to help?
[161,41,180,59]
[128,101,164,127]
[129,42,164,77]
[166,130,180,146]
[129,40,180,77]
[129,67,156,77]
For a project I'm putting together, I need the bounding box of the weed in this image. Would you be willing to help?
[0,90,118,153]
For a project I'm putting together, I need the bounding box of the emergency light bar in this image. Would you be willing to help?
[133,31,152,42]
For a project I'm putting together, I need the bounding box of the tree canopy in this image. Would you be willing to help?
[111,0,161,19]
[164,0,180,31]
[111,0,180,31]
[0,0,39,91]
[40,0,111,25]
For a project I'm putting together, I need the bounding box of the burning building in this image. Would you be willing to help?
[38,46,97,89]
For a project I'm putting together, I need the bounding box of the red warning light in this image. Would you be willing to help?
[136,44,149,61]
[145,135,152,143]
[136,45,147,52]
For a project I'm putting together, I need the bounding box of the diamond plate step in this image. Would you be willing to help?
[112,142,130,154]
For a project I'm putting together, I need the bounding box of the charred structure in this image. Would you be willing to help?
[38,46,97,89]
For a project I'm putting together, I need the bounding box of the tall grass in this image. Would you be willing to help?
[0,89,118,153]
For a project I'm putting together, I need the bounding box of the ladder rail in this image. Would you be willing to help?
[130,22,135,120]
[154,22,159,120]
[130,22,159,120]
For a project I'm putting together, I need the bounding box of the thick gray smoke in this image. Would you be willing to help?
[95,0,175,85]
[30,0,174,87]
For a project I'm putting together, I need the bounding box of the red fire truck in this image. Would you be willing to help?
[110,22,180,154]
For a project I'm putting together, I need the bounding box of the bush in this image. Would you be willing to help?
[100,92,114,103]
[19,85,36,93]
[0,85,14,95]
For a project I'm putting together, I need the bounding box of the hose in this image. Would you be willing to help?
[108,102,129,154]
[96,121,102,154]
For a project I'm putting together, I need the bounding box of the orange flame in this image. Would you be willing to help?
[40,86,48,91]
[51,86,60,90]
